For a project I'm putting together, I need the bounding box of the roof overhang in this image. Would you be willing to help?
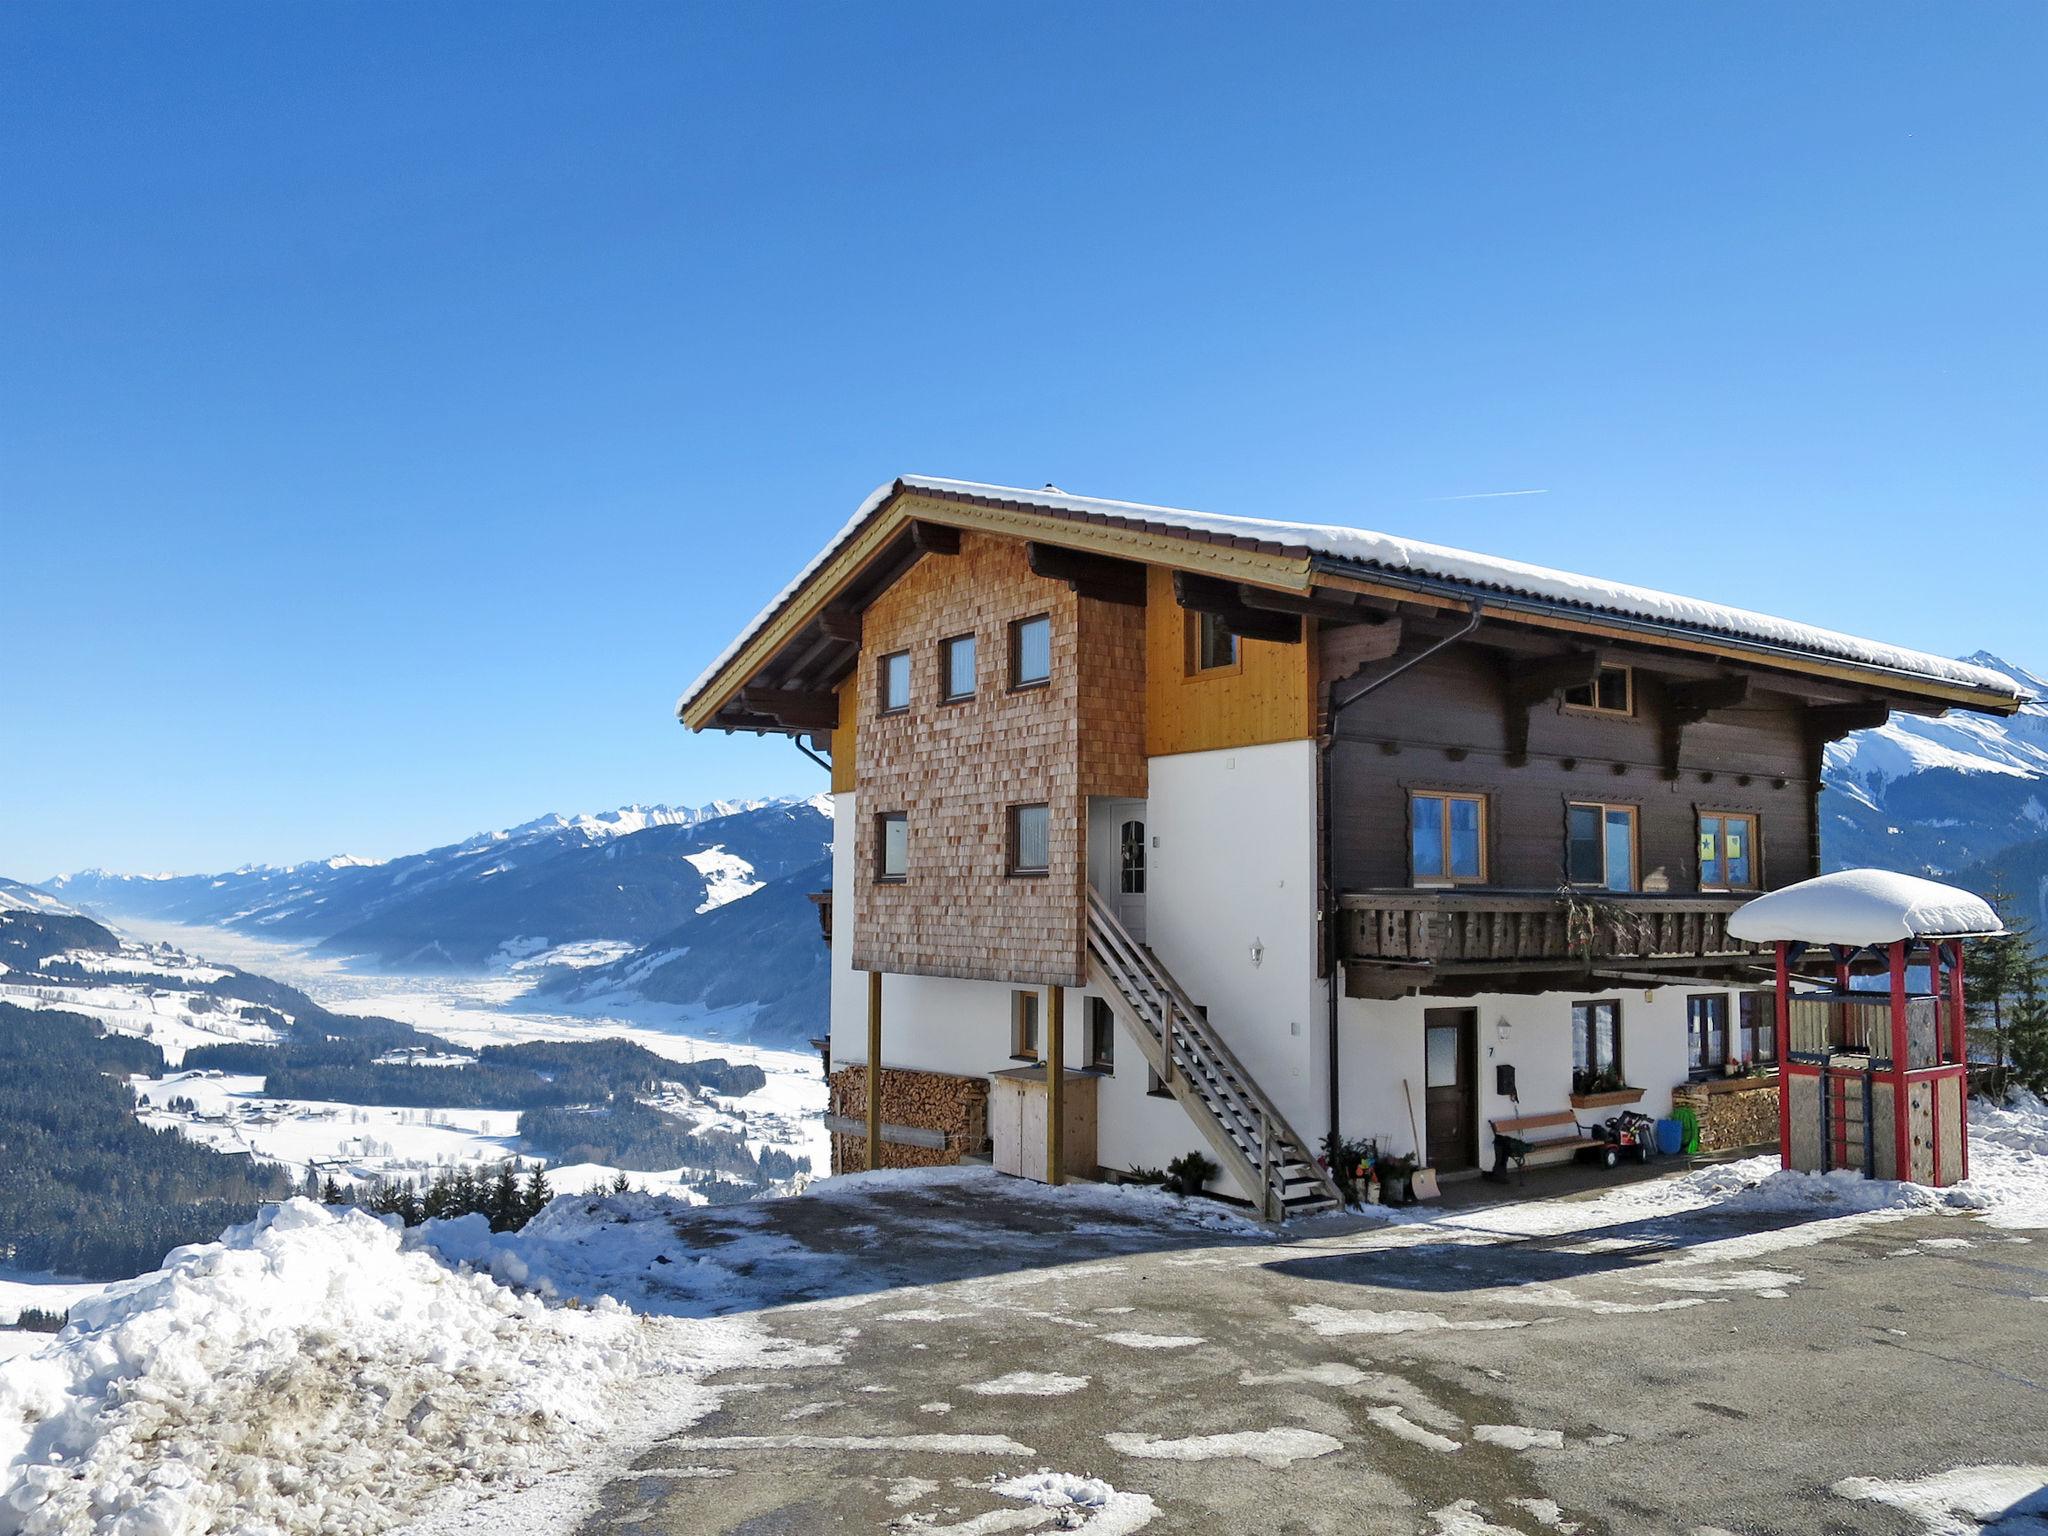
[680,478,2028,733]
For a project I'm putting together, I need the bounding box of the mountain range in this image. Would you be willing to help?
[18,651,2048,1057]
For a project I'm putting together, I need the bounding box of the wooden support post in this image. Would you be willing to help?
[1046,986,1065,1187]
[1775,943,1793,1170]
[1888,942,1911,1181]
[1950,939,1970,1181]
[866,970,883,1172]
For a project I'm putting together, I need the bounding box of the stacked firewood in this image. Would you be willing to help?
[828,1065,991,1172]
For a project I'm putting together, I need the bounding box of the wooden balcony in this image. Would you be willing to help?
[1339,888,1765,997]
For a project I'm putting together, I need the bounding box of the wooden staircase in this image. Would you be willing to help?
[1085,889,1342,1221]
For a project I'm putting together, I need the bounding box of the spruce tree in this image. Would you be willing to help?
[490,1163,519,1231]
[521,1162,552,1225]
[1965,883,2046,1098]
[319,1175,343,1205]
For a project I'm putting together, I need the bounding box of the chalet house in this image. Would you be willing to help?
[679,478,2024,1216]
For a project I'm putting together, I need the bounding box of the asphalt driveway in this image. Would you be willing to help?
[578,1171,2048,1536]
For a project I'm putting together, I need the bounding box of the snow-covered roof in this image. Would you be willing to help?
[679,477,2025,720]
[1726,870,2003,946]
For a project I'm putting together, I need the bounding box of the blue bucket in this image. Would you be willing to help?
[1654,1117,1685,1156]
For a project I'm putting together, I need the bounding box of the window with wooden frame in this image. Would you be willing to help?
[1567,801,1638,892]
[1007,802,1050,877]
[1562,664,1633,716]
[1184,610,1240,675]
[1410,790,1488,886]
[939,633,977,703]
[1739,991,1778,1066]
[1688,993,1731,1076]
[878,650,911,715]
[1571,1000,1623,1094]
[1011,990,1040,1061]
[1697,811,1760,890]
[1086,996,1115,1072]
[1008,614,1051,690]
[874,811,907,882]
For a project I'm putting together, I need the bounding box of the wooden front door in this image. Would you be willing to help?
[1423,1008,1478,1172]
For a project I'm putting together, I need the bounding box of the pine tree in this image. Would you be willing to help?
[319,1175,343,1205]
[1965,884,2045,1098]
[611,1170,632,1196]
[489,1163,519,1232]
[521,1162,552,1224]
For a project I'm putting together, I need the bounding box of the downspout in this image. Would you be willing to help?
[793,735,833,775]
[1321,597,1486,1153]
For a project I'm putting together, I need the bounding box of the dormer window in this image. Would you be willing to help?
[1563,665,1633,716]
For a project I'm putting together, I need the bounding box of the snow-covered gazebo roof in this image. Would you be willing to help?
[1727,869,2003,947]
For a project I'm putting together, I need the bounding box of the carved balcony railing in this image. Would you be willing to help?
[1339,889,1764,970]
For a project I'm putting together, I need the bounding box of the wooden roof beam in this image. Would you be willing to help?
[1660,674,1752,780]
[817,603,864,644]
[1026,541,1146,606]
[1807,700,1891,741]
[1172,572,1302,645]
[737,686,840,731]
[1500,650,1602,767]
[1236,585,1390,625]
[909,520,961,556]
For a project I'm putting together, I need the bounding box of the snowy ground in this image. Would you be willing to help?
[73,921,830,1205]
[115,920,830,1177]
[5,1103,2048,1536]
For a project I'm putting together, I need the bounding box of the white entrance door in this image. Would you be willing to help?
[1090,797,1148,941]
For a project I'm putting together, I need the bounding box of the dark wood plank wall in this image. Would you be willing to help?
[1328,644,1815,893]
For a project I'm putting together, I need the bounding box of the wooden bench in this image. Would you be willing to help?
[1486,1109,1604,1182]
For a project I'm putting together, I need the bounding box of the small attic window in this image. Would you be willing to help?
[1563,665,1632,716]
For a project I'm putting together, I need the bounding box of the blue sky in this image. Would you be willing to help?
[4,3,2044,878]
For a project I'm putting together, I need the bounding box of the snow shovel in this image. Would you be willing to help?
[1403,1079,1441,1201]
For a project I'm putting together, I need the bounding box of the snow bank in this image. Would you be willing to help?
[1726,869,2002,945]
[0,1200,811,1536]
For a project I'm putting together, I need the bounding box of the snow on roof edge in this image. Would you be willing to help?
[677,476,2022,721]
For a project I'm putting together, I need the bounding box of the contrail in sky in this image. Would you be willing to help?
[1429,488,1551,502]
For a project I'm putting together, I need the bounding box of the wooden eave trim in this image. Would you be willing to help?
[683,491,1313,730]
[1311,570,2017,716]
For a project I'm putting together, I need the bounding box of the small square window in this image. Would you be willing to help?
[1011,990,1041,1061]
[1410,791,1487,885]
[940,634,976,702]
[1698,811,1759,891]
[875,812,907,882]
[1186,611,1240,674]
[1008,802,1050,876]
[1009,615,1051,689]
[878,651,911,714]
[1563,665,1633,716]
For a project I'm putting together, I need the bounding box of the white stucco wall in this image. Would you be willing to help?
[1142,740,1324,1141]
[1338,984,1768,1167]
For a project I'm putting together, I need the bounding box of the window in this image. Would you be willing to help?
[1011,990,1040,1061]
[939,634,976,702]
[878,650,911,714]
[1572,1000,1623,1093]
[1009,614,1051,689]
[1119,819,1146,895]
[1146,1065,1172,1098]
[1688,993,1731,1076]
[1008,802,1050,876]
[1567,802,1637,891]
[1739,991,1778,1066]
[1698,812,1759,890]
[1087,997,1115,1072]
[875,812,907,882]
[1186,611,1240,674]
[1562,664,1633,716]
[1410,791,1488,885]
